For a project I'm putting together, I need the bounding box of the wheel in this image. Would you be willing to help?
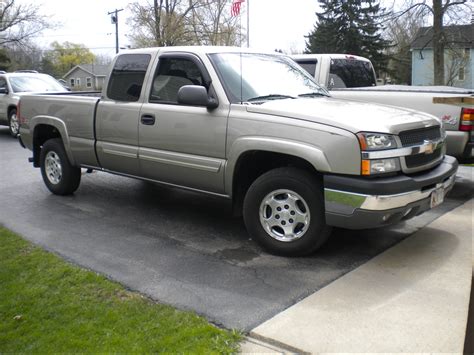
[243,167,332,256]
[8,108,19,137]
[40,138,81,195]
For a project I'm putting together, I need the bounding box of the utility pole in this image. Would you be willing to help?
[108,8,124,54]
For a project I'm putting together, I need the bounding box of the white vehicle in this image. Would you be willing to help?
[292,54,474,162]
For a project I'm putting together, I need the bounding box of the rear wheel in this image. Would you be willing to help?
[243,167,331,256]
[8,108,19,137]
[40,138,81,195]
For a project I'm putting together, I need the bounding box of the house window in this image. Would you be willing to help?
[465,48,470,59]
[458,67,465,81]
[76,78,81,87]
[70,78,75,87]
[86,77,92,88]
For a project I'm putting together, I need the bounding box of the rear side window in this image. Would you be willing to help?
[107,54,151,102]
[295,60,317,77]
[328,59,376,89]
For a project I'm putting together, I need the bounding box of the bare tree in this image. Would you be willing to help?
[0,0,51,47]
[445,47,469,85]
[392,0,470,85]
[127,0,240,47]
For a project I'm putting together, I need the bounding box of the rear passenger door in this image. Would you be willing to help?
[138,53,228,194]
[96,53,151,176]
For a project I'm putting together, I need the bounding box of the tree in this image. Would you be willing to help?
[0,48,11,71]
[0,0,51,47]
[42,42,96,77]
[393,0,470,85]
[127,0,240,47]
[305,0,391,73]
[384,9,424,84]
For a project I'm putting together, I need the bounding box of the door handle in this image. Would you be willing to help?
[141,114,155,125]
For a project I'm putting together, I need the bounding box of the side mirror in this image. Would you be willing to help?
[0,87,8,94]
[177,85,218,109]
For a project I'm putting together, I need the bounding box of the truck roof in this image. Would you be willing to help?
[121,46,285,56]
[292,53,371,62]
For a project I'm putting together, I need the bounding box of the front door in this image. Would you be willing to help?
[138,54,228,194]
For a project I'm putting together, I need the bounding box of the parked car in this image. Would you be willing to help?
[292,54,474,162]
[18,47,457,256]
[0,72,68,137]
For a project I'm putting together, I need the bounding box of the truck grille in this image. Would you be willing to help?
[405,148,443,168]
[399,126,441,147]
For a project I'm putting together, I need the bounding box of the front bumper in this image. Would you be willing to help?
[324,155,458,229]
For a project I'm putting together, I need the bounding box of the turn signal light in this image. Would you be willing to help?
[460,108,474,131]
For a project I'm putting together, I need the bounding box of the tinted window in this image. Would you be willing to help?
[328,59,376,89]
[295,60,317,77]
[150,58,204,103]
[107,54,151,102]
[0,78,7,92]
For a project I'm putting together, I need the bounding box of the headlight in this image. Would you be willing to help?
[357,132,397,151]
[357,132,400,175]
[361,158,400,175]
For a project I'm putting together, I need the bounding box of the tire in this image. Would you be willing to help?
[40,138,81,195]
[8,108,19,137]
[243,167,332,256]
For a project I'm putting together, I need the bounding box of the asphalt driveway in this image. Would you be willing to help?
[0,127,472,330]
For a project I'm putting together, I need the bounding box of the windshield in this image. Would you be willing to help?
[328,59,376,89]
[209,53,329,103]
[9,75,67,93]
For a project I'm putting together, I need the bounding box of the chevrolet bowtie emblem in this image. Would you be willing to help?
[424,140,435,154]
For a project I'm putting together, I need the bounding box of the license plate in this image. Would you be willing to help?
[430,187,445,208]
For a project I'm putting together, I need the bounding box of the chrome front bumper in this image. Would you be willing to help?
[323,155,458,229]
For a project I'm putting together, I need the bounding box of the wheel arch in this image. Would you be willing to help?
[227,137,330,215]
[31,116,75,167]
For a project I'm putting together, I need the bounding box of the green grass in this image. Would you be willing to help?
[0,227,241,353]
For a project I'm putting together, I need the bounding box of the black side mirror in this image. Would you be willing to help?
[0,87,8,94]
[177,85,218,109]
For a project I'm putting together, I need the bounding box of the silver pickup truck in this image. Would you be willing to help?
[17,47,458,256]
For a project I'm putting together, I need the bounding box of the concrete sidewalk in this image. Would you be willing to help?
[241,199,473,353]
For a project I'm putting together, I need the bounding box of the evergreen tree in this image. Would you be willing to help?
[305,0,390,73]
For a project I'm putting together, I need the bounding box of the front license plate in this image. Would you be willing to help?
[430,187,445,208]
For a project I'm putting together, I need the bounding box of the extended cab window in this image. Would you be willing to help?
[0,78,7,93]
[150,58,204,103]
[107,54,151,102]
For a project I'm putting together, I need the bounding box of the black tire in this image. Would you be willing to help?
[243,167,332,256]
[8,108,19,137]
[40,138,81,195]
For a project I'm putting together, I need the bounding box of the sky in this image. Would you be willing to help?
[28,0,320,59]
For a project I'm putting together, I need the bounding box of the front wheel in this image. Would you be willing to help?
[8,108,19,137]
[243,167,331,256]
[40,138,81,195]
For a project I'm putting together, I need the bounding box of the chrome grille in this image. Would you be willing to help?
[399,127,441,147]
[405,148,442,169]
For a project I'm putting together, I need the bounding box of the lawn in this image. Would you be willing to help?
[0,227,241,353]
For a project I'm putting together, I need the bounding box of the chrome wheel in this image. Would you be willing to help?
[45,151,63,185]
[9,112,19,135]
[259,189,310,242]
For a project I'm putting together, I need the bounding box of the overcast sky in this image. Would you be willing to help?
[31,0,320,58]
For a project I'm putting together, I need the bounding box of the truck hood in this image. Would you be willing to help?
[245,97,440,134]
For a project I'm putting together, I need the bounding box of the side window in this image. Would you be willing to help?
[107,54,151,102]
[150,58,205,103]
[70,78,75,87]
[295,60,317,77]
[0,78,7,93]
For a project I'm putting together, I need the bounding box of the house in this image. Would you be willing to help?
[411,24,473,88]
[63,64,110,91]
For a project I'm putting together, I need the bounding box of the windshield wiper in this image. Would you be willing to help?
[298,92,328,98]
[246,94,296,102]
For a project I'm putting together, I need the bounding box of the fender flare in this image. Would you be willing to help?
[225,136,331,195]
[30,116,76,166]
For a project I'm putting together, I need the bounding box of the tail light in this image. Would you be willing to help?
[460,108,474,131]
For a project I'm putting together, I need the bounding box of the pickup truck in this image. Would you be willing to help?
[292,54,474,162]
[17,47,458,256]
[0,72,68,137]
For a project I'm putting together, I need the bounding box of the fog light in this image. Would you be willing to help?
[382,213,391,221]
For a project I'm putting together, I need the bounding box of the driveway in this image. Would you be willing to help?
[0,127,472,330]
